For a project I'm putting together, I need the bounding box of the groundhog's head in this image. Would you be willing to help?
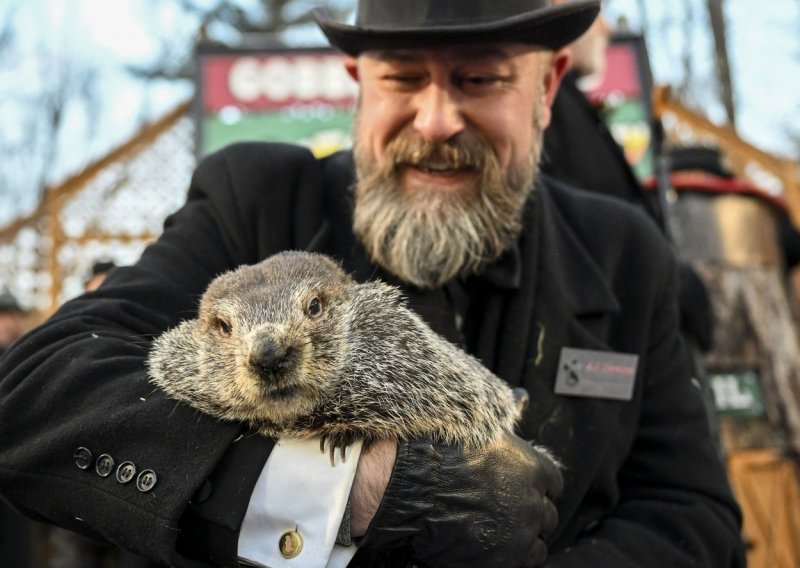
[152,251,357,429]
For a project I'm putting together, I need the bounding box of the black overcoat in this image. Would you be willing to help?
[542,71,664,228]
[0,143,744,567]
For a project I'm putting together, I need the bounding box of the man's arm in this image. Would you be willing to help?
[0,143,328,565]
[350,439,397,537]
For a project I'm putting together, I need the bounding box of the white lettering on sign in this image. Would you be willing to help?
[262,57,292,101]
[229,57,262,102]
[711,374,754,411]
[228,56,357,103]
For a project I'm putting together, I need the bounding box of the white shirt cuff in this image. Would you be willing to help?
[238,438,363,568]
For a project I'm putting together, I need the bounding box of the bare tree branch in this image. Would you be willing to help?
[705,0,736,126]
[675,0,696,104]
[0,0,23,52]
[125,1,351,83]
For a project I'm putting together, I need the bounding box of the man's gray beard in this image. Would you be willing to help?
[352,128,541,289]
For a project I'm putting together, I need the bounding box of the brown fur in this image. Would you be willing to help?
[147,251,524,453]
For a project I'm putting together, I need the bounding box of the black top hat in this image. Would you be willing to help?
[313,0,601,56]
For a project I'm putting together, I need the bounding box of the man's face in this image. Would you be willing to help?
[0,312,25,348]
[569,13,611,80]
[346,44,567,288]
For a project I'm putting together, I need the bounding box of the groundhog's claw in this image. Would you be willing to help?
[320,434,358,466]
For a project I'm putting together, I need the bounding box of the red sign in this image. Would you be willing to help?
[202,52,357,112]
[585,44,642,105]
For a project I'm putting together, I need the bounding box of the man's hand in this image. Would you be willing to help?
[356,434,563,568]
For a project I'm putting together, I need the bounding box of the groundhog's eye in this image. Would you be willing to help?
[306,297,323,318]
[216,317,232,336]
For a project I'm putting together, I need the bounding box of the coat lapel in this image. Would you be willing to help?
[510,181,630,533]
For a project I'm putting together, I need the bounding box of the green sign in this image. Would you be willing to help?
[709,370,765,418]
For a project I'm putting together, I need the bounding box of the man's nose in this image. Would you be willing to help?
[412,83,465,143]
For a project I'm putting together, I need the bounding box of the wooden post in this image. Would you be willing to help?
[671,190,800,455]
[705,0,737,126]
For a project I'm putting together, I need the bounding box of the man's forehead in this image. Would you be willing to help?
[362,42,543,64]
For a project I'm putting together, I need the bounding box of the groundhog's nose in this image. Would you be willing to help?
[249,337,295,379]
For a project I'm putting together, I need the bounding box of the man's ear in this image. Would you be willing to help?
[537,49,571,129]
[344,56,359,82]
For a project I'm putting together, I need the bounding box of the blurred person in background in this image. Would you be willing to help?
[84,260,117,292]
[542,0,663,224]
[0,289,28,356]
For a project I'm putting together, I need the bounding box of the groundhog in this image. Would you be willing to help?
[147,251,526,460]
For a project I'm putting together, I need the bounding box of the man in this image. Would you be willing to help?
[84,260,117,292]
[541,2,665,226]
[0,1,745,567]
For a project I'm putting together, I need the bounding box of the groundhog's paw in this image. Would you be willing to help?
[513,387,530,415]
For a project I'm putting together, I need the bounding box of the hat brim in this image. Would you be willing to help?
[313,1,601,56]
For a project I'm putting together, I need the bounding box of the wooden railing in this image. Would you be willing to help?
[0,101,194,314]
[653,86,800,228]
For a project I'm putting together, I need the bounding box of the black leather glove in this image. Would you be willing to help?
[357,433,563,568]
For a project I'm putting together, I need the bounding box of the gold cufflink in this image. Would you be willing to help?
[279,529,303,559]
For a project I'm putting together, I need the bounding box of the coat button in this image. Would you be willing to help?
[116,462,136,484]
[74,447,93,470]
[95,454,115,477]
[279,529,303,559]
[136,469,158,493]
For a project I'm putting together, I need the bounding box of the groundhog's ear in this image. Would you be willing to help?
[189,318,204,338]
[318,254,354,285]
[195,309,214,331]
[197,295,215,324]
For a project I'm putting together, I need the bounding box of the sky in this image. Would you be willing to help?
[724,0,800,154]
[0,0,798,226]
[609,0,800,159]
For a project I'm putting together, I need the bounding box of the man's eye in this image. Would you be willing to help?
[465,76,500,85]
[459,75,507,92]
[383,74,424,89]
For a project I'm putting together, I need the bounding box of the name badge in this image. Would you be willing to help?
[554,347,638,401]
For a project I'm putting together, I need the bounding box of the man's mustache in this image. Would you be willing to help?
[384,130,491,172]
